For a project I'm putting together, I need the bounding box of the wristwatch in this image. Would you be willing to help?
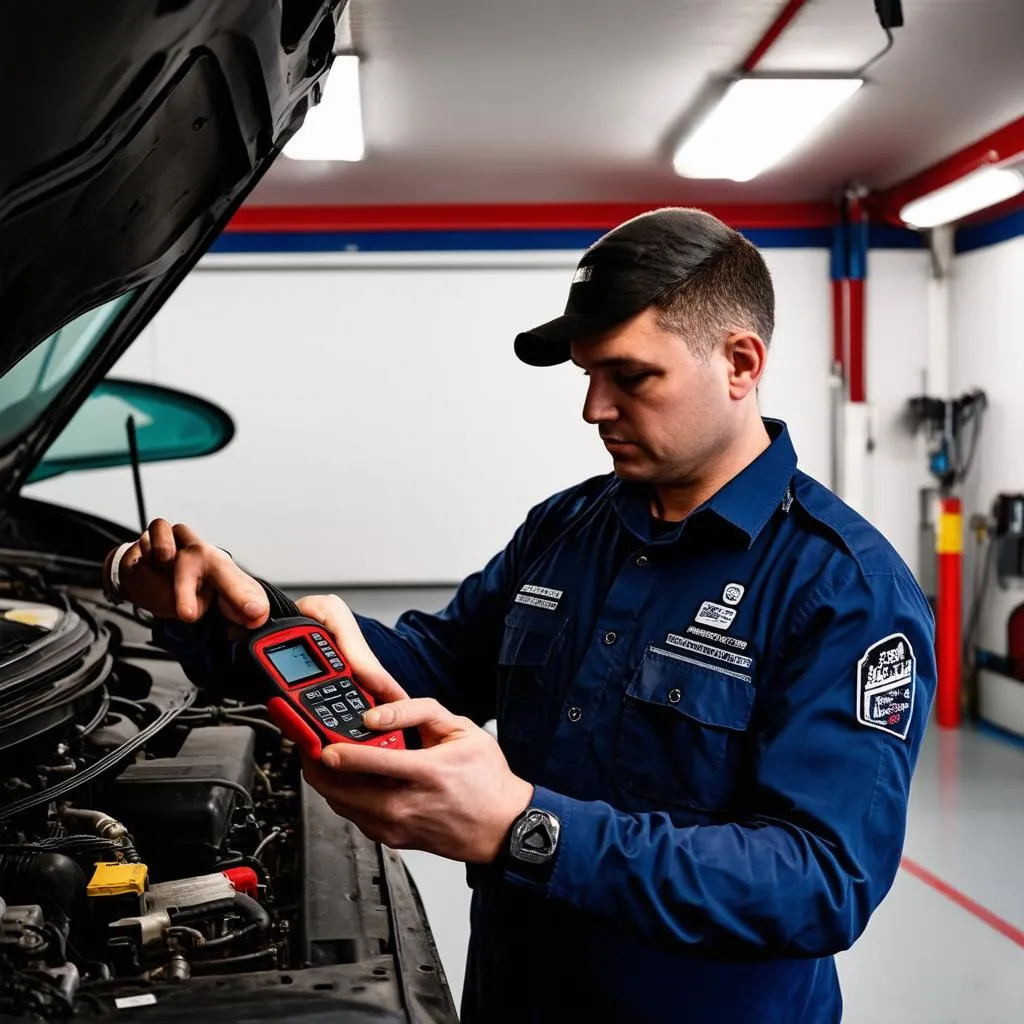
[501,806,561,883]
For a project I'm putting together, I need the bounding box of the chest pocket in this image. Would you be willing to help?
[496,603,568,746]
[614,645,755,813]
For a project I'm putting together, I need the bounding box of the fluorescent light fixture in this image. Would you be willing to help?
[899,165,1024,228]
[673,77,863,182]
[284,55,364,161]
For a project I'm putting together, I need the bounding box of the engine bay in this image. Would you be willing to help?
[0,515,455,1022]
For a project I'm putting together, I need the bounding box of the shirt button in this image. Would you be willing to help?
[603,631,617,645]
[636,555,649,567]
[667,688,682,704]
[567,706,583,723]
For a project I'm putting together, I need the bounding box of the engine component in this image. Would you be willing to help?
[165,951,191,981]
[86,861,149,940]
[55,805,141,864]
[0,903,46,958]
[0,852,86,933]
[0,598,110,762]
[105,726,256,873]
[106,871,272,975]
[84,711,139,752]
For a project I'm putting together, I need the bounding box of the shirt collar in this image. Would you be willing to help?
[612,418,797,548]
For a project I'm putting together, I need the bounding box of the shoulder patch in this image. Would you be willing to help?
[856,633,915,739]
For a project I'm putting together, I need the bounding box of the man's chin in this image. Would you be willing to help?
[608,454,654,482]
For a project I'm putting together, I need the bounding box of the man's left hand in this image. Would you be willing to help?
[300,698,535,864]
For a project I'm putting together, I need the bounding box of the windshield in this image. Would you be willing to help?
[0,292,134,449]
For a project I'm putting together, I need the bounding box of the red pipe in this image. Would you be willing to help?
[226,202,834,234]
[847,278,865,403]
[936,496,963,728]
[868,115,1024,225]
[740,0,811,73]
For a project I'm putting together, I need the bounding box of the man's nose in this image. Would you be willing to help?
[582,380,617,424]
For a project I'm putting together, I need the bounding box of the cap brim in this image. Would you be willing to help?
[513,313,610,367]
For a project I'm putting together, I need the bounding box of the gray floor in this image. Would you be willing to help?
[306,586,1024,1021]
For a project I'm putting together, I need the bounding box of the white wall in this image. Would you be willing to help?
[951,234,1024,657]
[23,244,904,587]
[865,249,936,576]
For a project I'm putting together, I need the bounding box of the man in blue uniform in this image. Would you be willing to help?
[104,207,936,1023]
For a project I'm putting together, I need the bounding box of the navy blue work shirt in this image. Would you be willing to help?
[156,419,936,1024]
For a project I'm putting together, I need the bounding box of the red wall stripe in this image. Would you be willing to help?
[227,202,835,234]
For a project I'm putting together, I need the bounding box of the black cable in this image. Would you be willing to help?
[964,534,996,667]
[75,688,111,738]
[0,691,196,821]
[113,775,254,811]
[856,26,894,75]
[958,397,986,482]
[188,947,280,974]
[180,711,281,736]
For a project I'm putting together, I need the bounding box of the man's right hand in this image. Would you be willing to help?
[103,519,270,628]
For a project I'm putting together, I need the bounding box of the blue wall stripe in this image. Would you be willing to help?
[868,224,926,249]
[210,223,925,255]
[211,226,842,254]
[956,207,1024,254]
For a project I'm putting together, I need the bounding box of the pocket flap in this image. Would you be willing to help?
[499,604,567,666]
[628,646,754,731]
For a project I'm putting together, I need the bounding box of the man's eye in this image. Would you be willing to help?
[616,371,651,386]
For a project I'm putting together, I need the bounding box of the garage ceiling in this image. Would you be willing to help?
[248,0,1024,207]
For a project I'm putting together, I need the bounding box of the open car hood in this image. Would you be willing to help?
[0,1,345,508]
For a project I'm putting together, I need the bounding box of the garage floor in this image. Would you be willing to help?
[310,586,1024,1021]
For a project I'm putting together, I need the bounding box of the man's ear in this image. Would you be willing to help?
[723,331,768,400]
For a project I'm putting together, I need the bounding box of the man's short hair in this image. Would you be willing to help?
[649,210,775,359]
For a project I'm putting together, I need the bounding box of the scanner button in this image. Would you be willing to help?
[314,705,331,719]
[322,684,338,695]
[332,702,348,714]
[323,716,339,728]
[348,695,366,712]
[312,632,324,641]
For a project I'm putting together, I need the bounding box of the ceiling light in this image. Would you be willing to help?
[284,55,364,161]
[899,166,1024,228]
[672,77,863,183]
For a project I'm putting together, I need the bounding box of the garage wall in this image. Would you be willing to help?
[950,229,1024,657]
[24,240,930,586]
[864,248,935,576]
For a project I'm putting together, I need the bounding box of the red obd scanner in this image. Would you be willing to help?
[247,614,405,760]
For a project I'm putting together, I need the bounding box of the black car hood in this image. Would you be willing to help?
[0,0,345,507]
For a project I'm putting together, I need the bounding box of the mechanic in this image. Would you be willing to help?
[103,207,937,1024]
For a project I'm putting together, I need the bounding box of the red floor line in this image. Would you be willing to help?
[900,856,1024,949]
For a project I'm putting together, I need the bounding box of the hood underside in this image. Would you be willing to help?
[0,0,346,501]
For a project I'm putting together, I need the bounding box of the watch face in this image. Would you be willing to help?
[511,809,560,865]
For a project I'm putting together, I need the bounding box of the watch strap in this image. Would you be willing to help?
[499,806,560,886]
[104,541,134,604]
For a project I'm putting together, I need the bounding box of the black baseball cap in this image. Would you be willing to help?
[514,206,741,367]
